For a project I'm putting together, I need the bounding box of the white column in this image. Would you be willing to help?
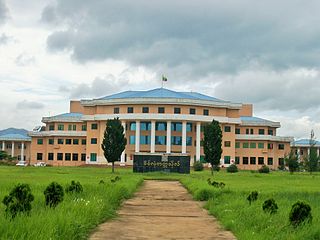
[2,141,4,151]
[150,121,156,153]
[120,121,126,166]
[11,142,14,157]
[318,148,320,157]
[166,121,171,154]
[196,122,201,161]
[182,121,187,154]
[308,148,310,155]
[21,142,25,161]
[135,120,140,153]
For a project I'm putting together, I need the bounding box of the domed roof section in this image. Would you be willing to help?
[97,88,225,102]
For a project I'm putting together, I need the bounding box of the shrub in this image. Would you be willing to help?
[212,165,220,172]
[207,178,226,189]
[262,198,278,214]
[193,161,204,171]
[99,180,105,184]
[2,183,34,219]
[195,188,215,201]
[110,176,121,183]
[44,182,64,208]
[65,181,83,194]
[259,165,270,174]
[289,201,312,227]
[227,164,238,173]
[247,191,258,205]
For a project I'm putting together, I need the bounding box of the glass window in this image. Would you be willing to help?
[48,139,54,145]
[278,144,285,150]
[73,139,79,145]
[246,129,249,134]
[142,107,149,113]
[189,108,196,115]
[224,141,231,147]
[48,153,54,161]
[235,128,240,134]
[156,122,166,131]
[235,142,240,148]
[37,139,43,145]
[268,157,273,165]
[268,129,273,136]
[171,136,182,145]
[174,107,181,114]
[82,125,87,131]
[127,107,134,113]
[66,139,72,145]
[259,129,265,135]
[258,143,264,149]
[203,109,209,116]
[224,126,231,132]
[57,153,63,161]
[140,135,150,145]
[250,142,256,148]
[114,107,119,114]
[58,124,64,131]
[171,122,182,132]
[37,153,43,161]
[129,136,135,144]
[49,124,55,131]
[68,124,72,131]
[130,122,136,131]
[187,136,192,146]
[187,122,192,132]
[91,138,97,144]
[90,153,97,162]
[81,139,86,145]
[224,156,231,164]
[91,123,98,130]
[141,122,151,131]
[258,157,264,165]
[278,158,284,166]
[268,143,273,149]
[235,156,240,164]
[58,139,64,145]
[81,154,86,161]
[158,107,165,113]
[72,153,78,161]
[73,125,76,131]
[155,136,166,145]
[250,129,254,134]
[250,157,256,165]
[243,142,249,148]
[65,153,71,161]
[243,157,249,165]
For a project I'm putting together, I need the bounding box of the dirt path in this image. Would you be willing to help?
[90,180,236,240]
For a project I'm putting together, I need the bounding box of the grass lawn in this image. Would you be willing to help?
[0,166,319,239]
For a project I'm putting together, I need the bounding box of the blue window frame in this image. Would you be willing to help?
[130,122,136,131]
[186,136,192,146]
[140,135,150,145]
[141,122,151,131]
[129,135,135,144]
[224,156,231,164]
[90,153,97,162]
[155,136,166,145]
[187,123,192,132]
[171,136,182,145]
[156,122,167,131]
[171,122,182,132]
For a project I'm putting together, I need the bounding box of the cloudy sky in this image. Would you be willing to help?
[1,0,320,139]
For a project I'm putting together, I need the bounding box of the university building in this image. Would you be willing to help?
[27,88,293,170]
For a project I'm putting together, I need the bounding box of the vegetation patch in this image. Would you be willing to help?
[44,182,64,208]
[289,201,312,227]
[262,198,278,214]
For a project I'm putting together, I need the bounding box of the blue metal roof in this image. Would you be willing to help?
[292,139,320,146]
[240,116,273,123]
[0,128,31,141]
[50,112,83,118]
[98,88,225,102]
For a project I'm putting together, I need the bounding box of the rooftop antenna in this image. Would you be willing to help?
[161,75,167,88]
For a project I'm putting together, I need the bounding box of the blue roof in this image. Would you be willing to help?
[49,112,83,119]
[292,139,320,146]
[98,88,225,102]
[240,116,273,123]
[0,128,31,141]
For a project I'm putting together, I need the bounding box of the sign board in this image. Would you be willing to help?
[133,154,190,174]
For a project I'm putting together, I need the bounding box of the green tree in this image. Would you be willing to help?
[285,150,299,174]
[101,118,127,173]
[203,119,222,175]
[305,130,319,173]
[0,151,9,160]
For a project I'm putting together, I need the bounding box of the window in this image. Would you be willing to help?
[68,124,72,131]
[73,139,79,145]
[174,107,181,114]
[73,125,76,131]
[48,139,54,145]
[258,157,264,165]
[48,153,54,161]
[91,138,97,144]
[37,153,43,161]
[37,139,43,145]
[258,143,264,149]
[186,123,192,132]
[155,136,166,145]
[82,125,87,131]
[278,158,284,166]
[268,143,273,149]
[246,129,249,134]
[224,141,231,147]
[250,142,256,148]
[127,107,134,113]
[259,129,265,135]
[203,109,209,116]
[243,142,249,148]
[66,139,72,145]
[250,157,256,165]
[224,156,231,164]
[268,157,273,165]
[250,129,254,134]
[90,153,97,162]
[235,142,240,148]
[49,124,55,131]
[171,122,182,132]
[187,136,192,146]
[156,122,166,131]
[140,135,150,145]
[235,157,240,164]
[91,123,98,130]
[114,107,119,114]
[72,153,78,161]
[142,107,149,113]
[268,129,274,136]
[6,143,12,149]
[57,153,63,161]
[224,126,231,132]
[171,136,182,145]
[278,144,285,150]
[130,122,136,131]
[81,139,86,145]
[141,122,151,131]
[81,154,86,161]
[58,124,64,130]
[65,153,71,161]
[243,157,249,165]
[235,128,240,134]
[129,136,135,144]
[158,107,165,113]
[189,108,196,115]
[58,139,64,144]
[300,149,304,155]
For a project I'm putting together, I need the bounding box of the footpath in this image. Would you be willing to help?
[90,180,236,240]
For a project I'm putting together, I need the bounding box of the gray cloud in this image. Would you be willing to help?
[0,33,11,45]
[15,53,36,66]
[0,0,8,24]
[16,100,45,110]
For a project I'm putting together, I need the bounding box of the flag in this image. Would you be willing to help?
[162,75,167,82]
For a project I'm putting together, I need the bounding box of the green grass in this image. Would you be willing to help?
[0,167,319,239]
